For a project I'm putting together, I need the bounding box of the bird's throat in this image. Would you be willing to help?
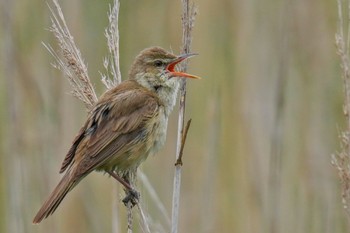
[133,73,180,116]
[155,79,180,116]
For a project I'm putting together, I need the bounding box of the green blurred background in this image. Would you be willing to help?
[0,0,347,232]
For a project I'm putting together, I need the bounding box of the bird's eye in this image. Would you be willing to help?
[154,60,164,67]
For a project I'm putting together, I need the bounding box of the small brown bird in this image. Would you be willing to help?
[33,47,199,223]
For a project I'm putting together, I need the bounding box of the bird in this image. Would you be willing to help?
[33,47,200,224]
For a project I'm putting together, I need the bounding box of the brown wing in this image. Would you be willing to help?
[60,127,86,173]
[59,80,162,176]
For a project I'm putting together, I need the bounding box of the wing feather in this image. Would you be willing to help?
[59,80,162,176]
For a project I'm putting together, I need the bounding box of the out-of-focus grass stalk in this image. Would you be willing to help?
[1,0,25,232]
[139,171,171,226]
[333,0,350,219]
[200,94,220,233]
[266,1,290,232]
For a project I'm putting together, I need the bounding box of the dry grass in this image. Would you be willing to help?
[102,0,122,89]
[45,0,97,110]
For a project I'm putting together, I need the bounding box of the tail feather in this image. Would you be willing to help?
[33,171,78,224]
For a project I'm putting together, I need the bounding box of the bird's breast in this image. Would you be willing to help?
[148,106,168,155]
[103,106,169,174]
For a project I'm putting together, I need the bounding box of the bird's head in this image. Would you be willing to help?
[129,47,200,91]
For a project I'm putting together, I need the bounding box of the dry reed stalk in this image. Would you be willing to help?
[45,0,97,110]
[171,1,197,233]
[333,0,350,219]
[102,0,122,89]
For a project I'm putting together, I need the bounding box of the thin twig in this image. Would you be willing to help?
[175,119,192,166]
[171,0,197,232]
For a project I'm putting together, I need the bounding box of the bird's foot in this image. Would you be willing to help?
[122,189,140,207]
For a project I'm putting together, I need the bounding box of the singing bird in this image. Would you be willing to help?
[33,47,199,223]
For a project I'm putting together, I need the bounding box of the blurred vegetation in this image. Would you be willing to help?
[0,0,348,232]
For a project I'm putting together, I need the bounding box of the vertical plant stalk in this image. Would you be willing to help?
[127,202,133,233]
[266,1,290,231]
[171,1,197,233]
[103,1,124,232]
[333,0,350,218]
[1,1,25,232]
[102,0,122,89]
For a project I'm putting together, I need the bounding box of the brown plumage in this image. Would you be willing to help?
[33,47,199,224]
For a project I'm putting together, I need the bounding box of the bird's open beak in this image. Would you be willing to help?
[166,53,201,79]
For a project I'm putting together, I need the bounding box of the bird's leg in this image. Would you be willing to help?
[122,189,140,206]
[107,171,133,190]
[121,173,140,206]
[107,171,139,206]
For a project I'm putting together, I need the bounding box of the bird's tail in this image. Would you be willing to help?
[33,170,78,224]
